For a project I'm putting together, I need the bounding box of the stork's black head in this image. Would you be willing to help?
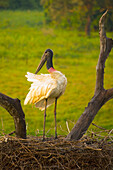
[35,49,54,74]
[45,49,53,56]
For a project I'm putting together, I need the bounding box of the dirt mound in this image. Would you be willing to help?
[0,133,113,170]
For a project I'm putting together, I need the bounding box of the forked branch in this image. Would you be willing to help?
[95,10,113,94]
[66,11,113,141]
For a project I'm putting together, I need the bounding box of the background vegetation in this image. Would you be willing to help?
[0,0,113,35]
[0,1,113,137]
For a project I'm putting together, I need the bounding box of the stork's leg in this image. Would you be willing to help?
[43,99,47,140]
[54,98,57,139]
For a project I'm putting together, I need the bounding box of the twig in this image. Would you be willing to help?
[8,131,15,136]
[108,129,113,135]
[59,125,68,134]
[92,123,107,130]
[66,121,70,133]
[84,143,102,151]
[1,118,4,135]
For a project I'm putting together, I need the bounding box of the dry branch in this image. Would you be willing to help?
[0,93,26,139]
[66,11,113,141]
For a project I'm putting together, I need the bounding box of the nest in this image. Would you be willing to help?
[0,130,113,170]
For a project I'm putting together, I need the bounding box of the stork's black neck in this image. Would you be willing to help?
[46,57,56,73]
[46,56,54,70]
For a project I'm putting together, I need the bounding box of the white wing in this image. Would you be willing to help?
[24,72,57,110]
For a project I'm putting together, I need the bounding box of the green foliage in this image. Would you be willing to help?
[41,0,113,34]
[0,0,42,10]
[0,0,9,9]
[0,10,113,137]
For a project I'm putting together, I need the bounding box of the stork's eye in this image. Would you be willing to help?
[45,51,48,54]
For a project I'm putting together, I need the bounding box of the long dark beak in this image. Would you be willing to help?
[35,54,47,74]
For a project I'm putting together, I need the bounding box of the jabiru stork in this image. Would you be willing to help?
[24,49,67,140]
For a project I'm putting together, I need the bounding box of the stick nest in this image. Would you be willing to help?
[0,131,113,170]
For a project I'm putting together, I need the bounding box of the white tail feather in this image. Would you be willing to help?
[25,72,38,82]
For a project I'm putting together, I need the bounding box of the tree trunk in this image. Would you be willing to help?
[85,15,91,36]
[0,93,26,139]
[66,10,113,141]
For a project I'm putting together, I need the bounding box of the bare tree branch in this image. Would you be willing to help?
[0,93,26,139]
[95,10,113,93]
[104,88,113,102]
[66,11,113,141]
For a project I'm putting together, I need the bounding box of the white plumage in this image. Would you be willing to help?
[24,71,67,111]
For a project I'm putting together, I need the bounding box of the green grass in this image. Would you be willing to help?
[0,10,113,137]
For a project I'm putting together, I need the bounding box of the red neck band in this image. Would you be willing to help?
[48,67,56,73]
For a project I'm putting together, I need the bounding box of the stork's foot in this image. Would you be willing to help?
[42,137,45,141]
[55,133,57,139]
[43,133,45,141]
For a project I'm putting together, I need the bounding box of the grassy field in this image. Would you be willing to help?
[0,10,113,137]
